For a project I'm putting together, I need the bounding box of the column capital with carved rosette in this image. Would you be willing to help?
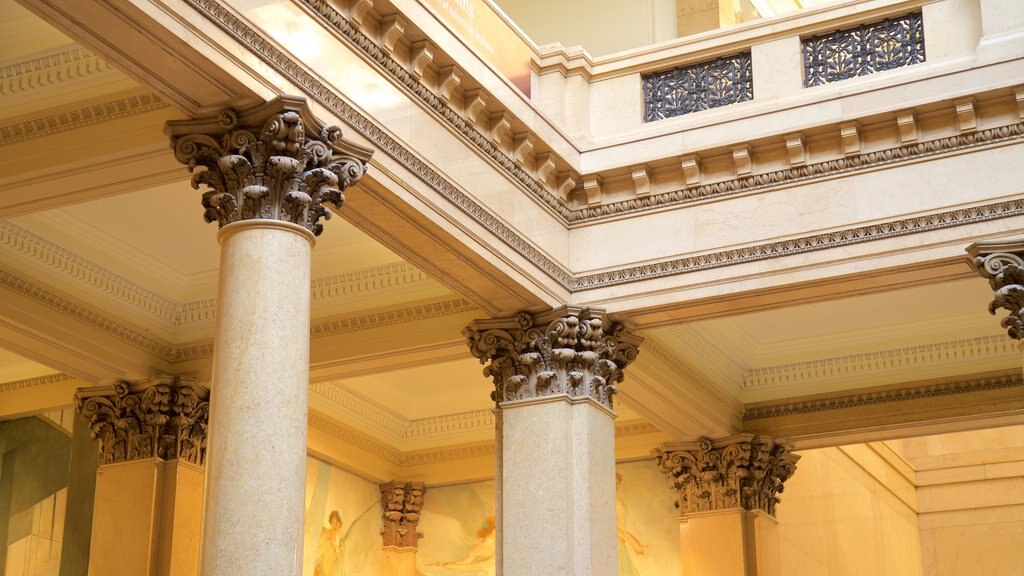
[75,375,210,466]
[968,239,1024,340]
[463,306,642,410]
[165,95,373,236]
[380,481,426,548]
[653,435,799,517]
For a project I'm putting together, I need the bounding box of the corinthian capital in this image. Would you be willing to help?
[968,239,1024,340]
[165,96,372,236]
[380,481,426,548]
[463,306,642,410]
[654,435,799,517]
[75,375,210,466]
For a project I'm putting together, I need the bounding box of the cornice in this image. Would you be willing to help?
[308,409,661,467]
[661,324,746,388]
[743,334,1017,390]
[310,298,477,338]
[743,371,1023,420]
[0,91,168,145]
[181,0,1024,293]
[642,335,745,416]
[0,46,113,95]
[0,372,74,393]
[0,220,180,324]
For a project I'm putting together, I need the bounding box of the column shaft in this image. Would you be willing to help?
[201,220,313,576]
[500,397,616,576]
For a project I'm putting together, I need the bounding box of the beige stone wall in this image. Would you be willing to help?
[894,427,1024,576]
[775,444,923,575]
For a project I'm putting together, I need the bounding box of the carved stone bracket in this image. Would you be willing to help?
[76,375,210,466]
[463,306,642,410]
[653,435,799,517]
[380,481,426,548]
[165,95,373,236]
[968,239,1024,340]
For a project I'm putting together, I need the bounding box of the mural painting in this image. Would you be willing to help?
[303,456,383,576]
[614,460,681,576]
[417,481,496,576]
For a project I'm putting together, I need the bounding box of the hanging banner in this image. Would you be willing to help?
[419,0,532,97]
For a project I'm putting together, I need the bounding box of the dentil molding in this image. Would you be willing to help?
[0,46,113,95]
[0,92,168,145]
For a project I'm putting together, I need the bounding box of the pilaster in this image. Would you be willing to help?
[465,306,642,576]
[75,375,209,576]
[380,481,426,576]
[654,435,799,576]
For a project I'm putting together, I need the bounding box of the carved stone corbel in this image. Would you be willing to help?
[464,306,642,410]
[380,481,426,548]
[165,95,372,236]
[76,375,210,466]
[968,239,1024,340]
[653,435,799,517]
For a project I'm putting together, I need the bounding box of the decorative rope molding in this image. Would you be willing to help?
[643,336,745,416]
[742,371,1023,420]
[0,373,74,393]
[744,334,1017,389]
[576,198,1024,290]
[0,92,169,145]
[0,46,114,95]
[568,122,1024,223]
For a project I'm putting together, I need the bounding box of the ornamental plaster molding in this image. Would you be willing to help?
[166,95,372,236]
[642,335,745,416]
[742,371,1023,420]
[76,375,209,466]
[310,383,407,438]
[662,325,746,387]
[179,0,1024,292]
[309,411,403,464]
[310,298,477,339]
[380,481,425,548]
[968,239,1024,340]
[0,373,74,393]
[0,46,113,95]
[0,220,180,324]
[0,92,168,145]
[465,307,642,410]
[404,410,494,439]
[743,334,1017,389]
[654,435,799,516]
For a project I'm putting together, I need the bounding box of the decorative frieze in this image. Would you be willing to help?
[643,52,753,122]
[968,239,1024,340]
[76,375,210,466]
[165,96,371,236]
[464,307,642,410]
[803,12,925,87]
[380,481,426,548]
[654,435,799,517]
[0,92,168,145]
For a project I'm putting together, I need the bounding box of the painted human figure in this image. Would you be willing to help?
[430,515,496,576]
[314,510,344,576]
[617,473,648,576]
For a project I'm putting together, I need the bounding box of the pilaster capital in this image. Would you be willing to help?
[653,434,799,517]
[968,238,1024,340]
[75,375,210,466]
[463,306,642,410]
[380,481,426,548]
[165,95,373,236]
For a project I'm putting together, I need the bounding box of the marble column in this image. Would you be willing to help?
[968,239,1024,364]
[165,96,371,576]
[464,307,642,576]
[653,435,799,576]
[379,481,426,576]
[76,375,210,576]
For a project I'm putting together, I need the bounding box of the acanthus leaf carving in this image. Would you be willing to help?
[968,242,1024,340]
[463,307,642,410]
[76,375,210,466]
[654,435,799,517]
[166,96,371,236]
[380,481,426,548]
